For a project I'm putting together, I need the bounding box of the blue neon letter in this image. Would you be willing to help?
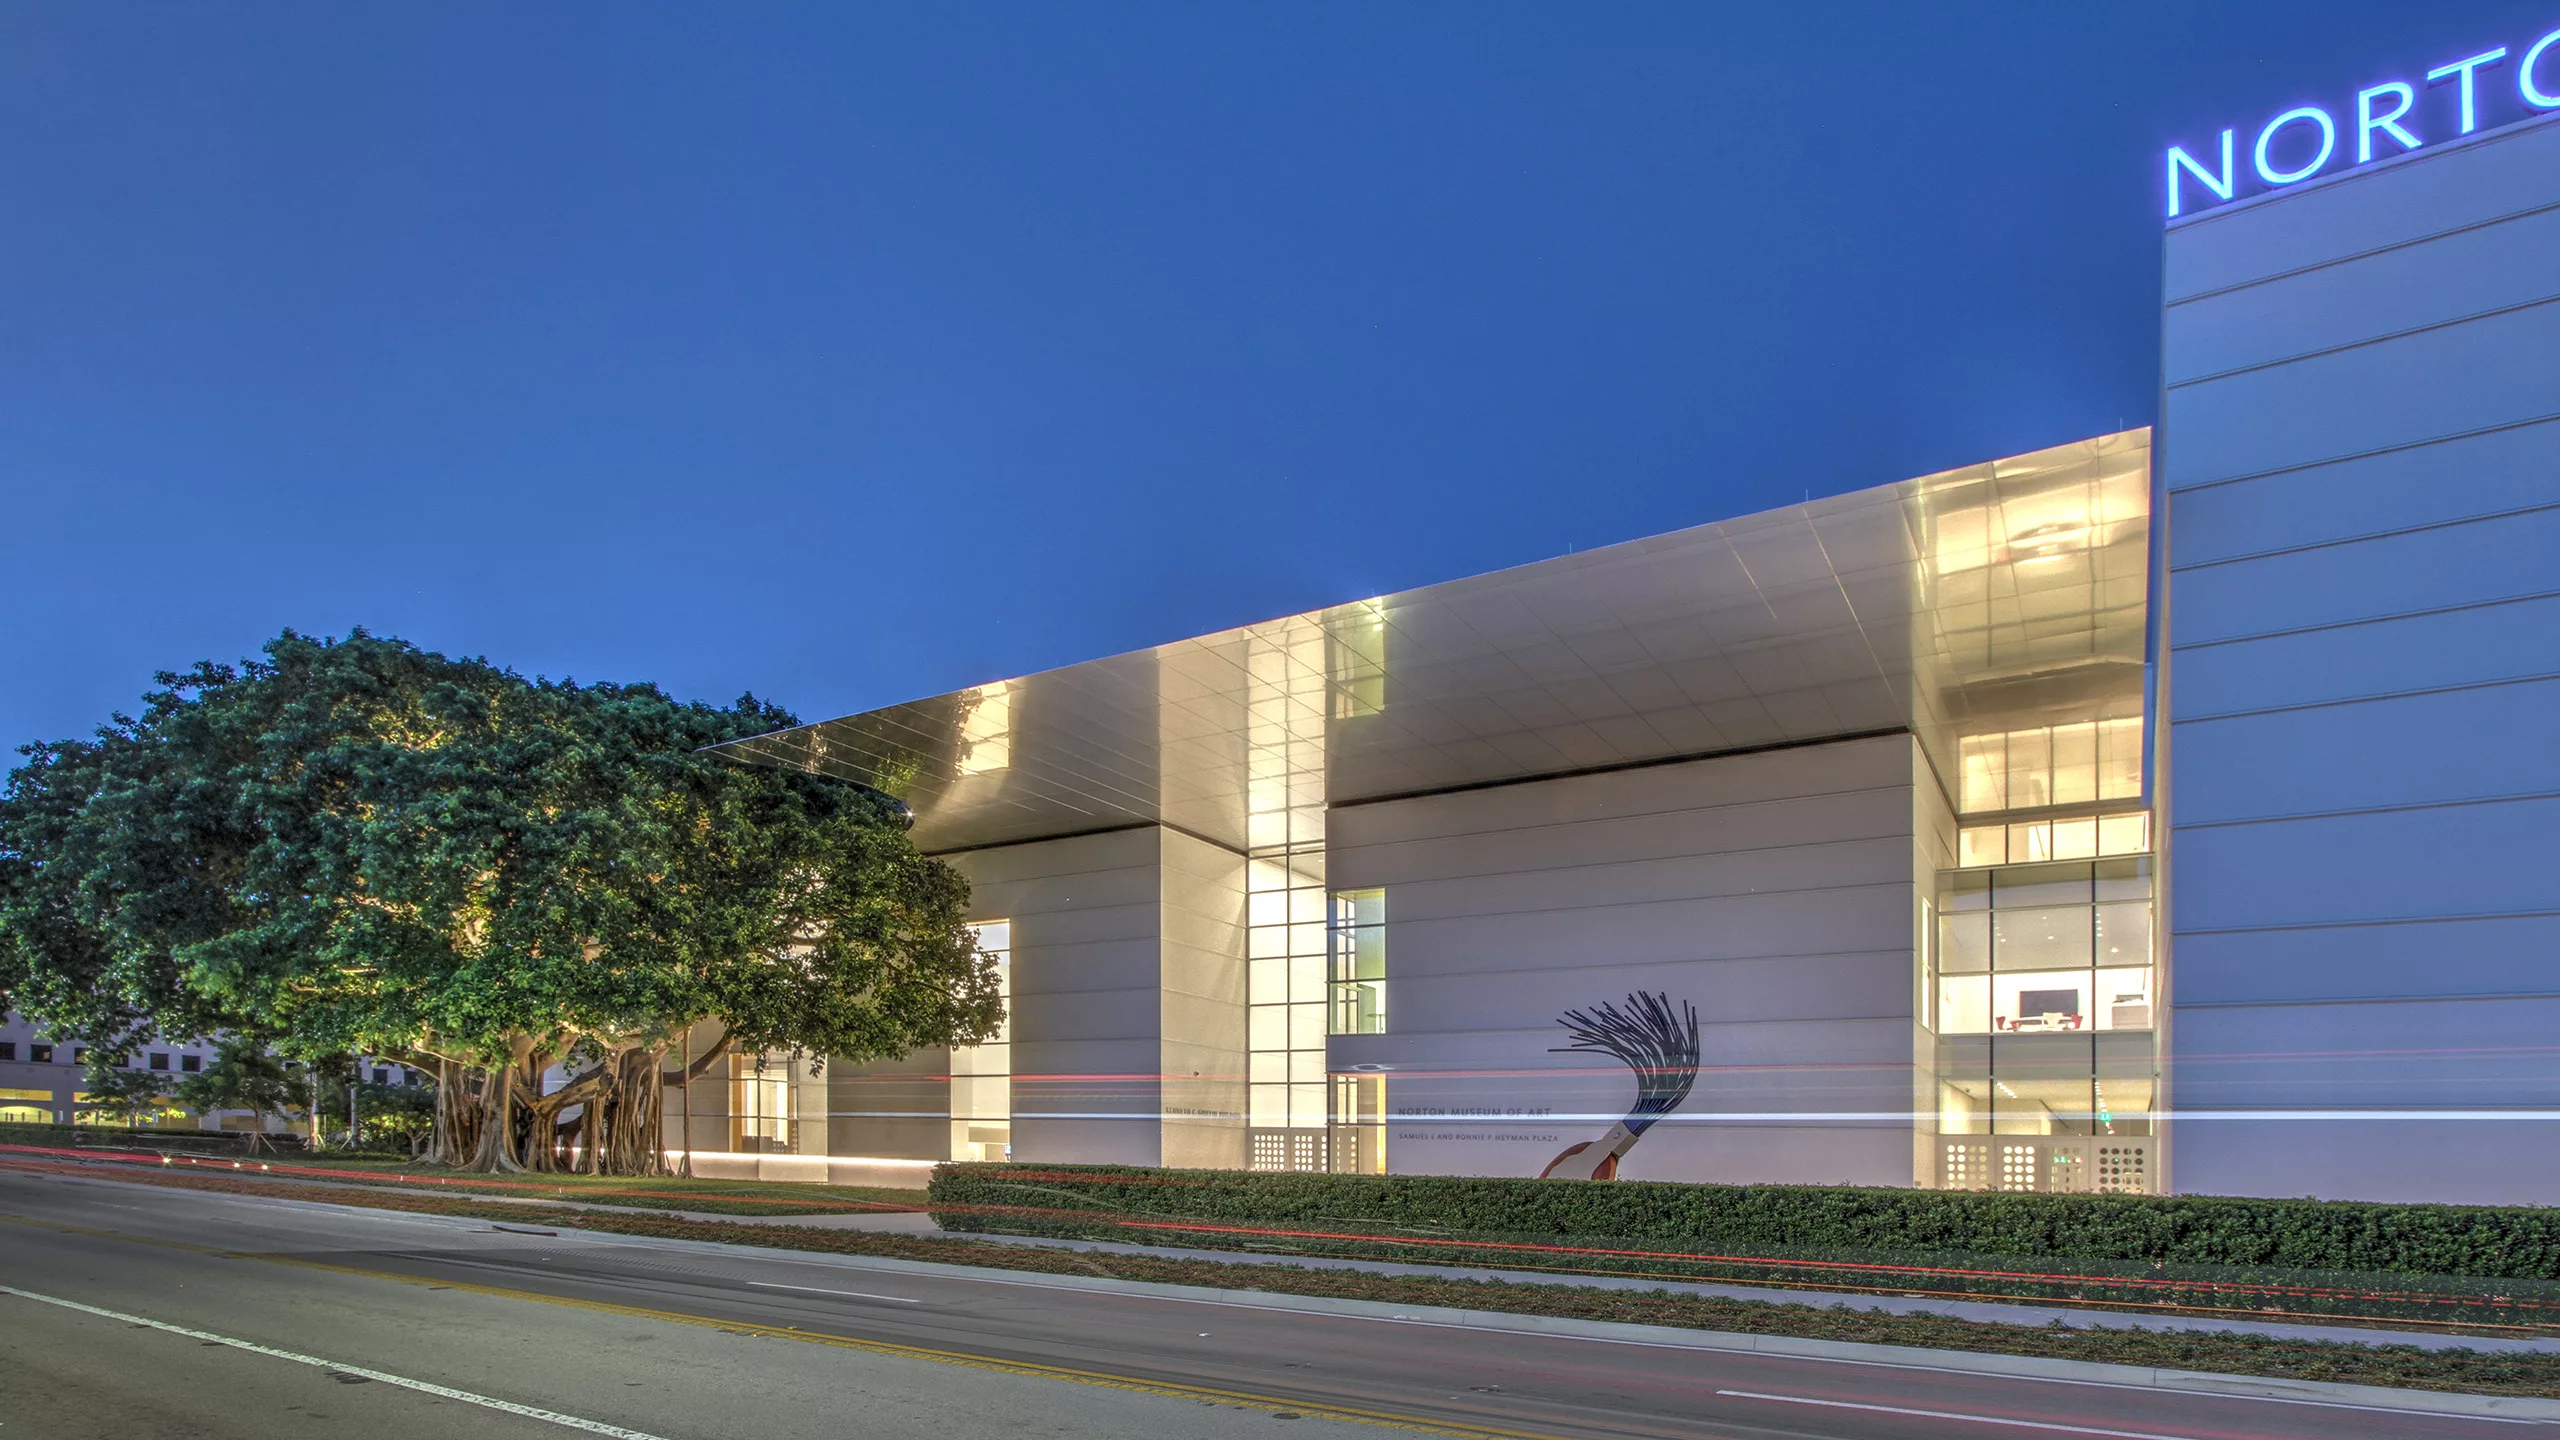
[2254,107,2336,185]
[2356,83,2420,161]
[2427,47,2509,133]
[2166,129,2235,217]
[2523,29,2560,109]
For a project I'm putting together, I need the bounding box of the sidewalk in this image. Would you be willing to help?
[72,1152,2560,1357]
[922,1223,2560,1356]
[19,1161,2560,1428]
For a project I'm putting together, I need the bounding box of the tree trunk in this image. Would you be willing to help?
[675,1032,692,1178]
[424,1058,483,1167]
[584,1086,608,1175]
[524,1098,560,1173]
[605,1046,664,1176]
[466,1050,527,1173]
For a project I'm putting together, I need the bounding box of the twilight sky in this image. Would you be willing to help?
[4,3,2550,751]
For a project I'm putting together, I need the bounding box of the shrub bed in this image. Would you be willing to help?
[928,1162,2560,1281]
[28,1157,2560,1394]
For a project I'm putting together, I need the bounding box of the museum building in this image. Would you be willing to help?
[670,101,2560,1206]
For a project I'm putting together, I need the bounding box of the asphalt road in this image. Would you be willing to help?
[0,1168,2537,1440]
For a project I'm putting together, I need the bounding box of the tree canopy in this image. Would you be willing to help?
[0,629,999,1172]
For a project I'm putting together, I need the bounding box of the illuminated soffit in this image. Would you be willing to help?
[715,429,2153,853]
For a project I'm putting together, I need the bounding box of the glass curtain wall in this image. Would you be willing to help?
[1931,858,2157,1193]
[1245,618,1333,1173]
[729,1055,792,1153]
[1244,610,1393,1174]
[1915,432,2157,1194]
[950,920,1012,1161]
[1327,888,1387,1174]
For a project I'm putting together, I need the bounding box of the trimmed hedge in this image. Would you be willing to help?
[928,1163,2560,1281]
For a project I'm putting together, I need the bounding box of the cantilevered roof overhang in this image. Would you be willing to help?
[715,430,2152,854]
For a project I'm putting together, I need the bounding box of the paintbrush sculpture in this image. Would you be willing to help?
[1539,991,1701,1181]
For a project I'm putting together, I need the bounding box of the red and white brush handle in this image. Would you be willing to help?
[1539,1120,1640,1180]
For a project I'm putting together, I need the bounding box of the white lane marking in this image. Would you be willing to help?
[20,1171,2539,1424]
[775,1265,2549,1422]
[0,1283,679,1440]
[1717,1389,2207,1439]
[746,1280,919,1304]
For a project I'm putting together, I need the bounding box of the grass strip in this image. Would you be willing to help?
[16,1156,2560,1399]
[30,1145,922,1216]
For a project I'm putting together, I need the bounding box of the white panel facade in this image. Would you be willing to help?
[2161,110,2560,1204]
[1327,733,1922,1186]
[1158,828,1249,1169]
[951,827,1168,1166]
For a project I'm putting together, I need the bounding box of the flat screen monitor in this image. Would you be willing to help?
[2017,988,2080,1017]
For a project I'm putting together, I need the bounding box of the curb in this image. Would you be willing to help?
[936,1226,2560,1356]
[60,1153,2560,1356]
[32,1168,2560,1425]
[597,1237,2560,1424]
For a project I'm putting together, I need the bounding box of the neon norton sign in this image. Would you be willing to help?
[2166,23,2560,217]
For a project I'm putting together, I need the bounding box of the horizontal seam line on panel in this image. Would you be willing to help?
[2176,991,2560,1011]
[1351,784,1914,840]
[927,821,1161,860]
[2168,588,2560,652]
[2169,670,2560,724]
[1347,831,1917,891]
[1326,728,1911,811]
[2163,197,2560,307]
[1378,879,1920,927]
[2163,410,2560,496]
[2177,790,2560,830]
[1339,783,1918,853]
[2164,291,2560,390]
[2167,501,2560,574]
[2173,908,2560,936]
[1377,950,1919,979]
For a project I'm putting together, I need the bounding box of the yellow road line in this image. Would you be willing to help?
[0,1211,1578,1440]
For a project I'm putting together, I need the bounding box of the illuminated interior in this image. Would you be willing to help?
[1244,616,1335,1172]
[1916,434,2159,1193]
[949,920,1012,1161]
[728,1056,792,1152]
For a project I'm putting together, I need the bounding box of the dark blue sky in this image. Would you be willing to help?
[5,4,2551,750]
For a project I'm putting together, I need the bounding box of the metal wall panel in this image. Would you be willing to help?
[2165,204,2560,382]
[1326,733,1920,1186]
[2172,596,2560,720]
[954,828,1167,1166]
[2163,119,2560,302]
[2162,111,2560,1201]
[2166,300,2560,488]
[2168,418,2560,566]
[2174,679,2560,821]
[2175,799,2560,931]
[2171,505,2560,645]
[1158,829,1249,1169]
[2175,915,2560,1006]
